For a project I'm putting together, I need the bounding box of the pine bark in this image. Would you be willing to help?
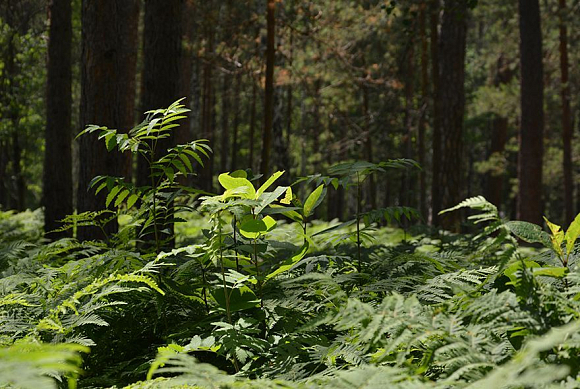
[517,0,544,225]
[438,0,468,232]
[78,0,140,241]
[559,0,573,224]
[43,0,72,238]
[429,0,442,225]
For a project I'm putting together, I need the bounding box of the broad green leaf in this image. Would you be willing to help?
[544,217,564,257]
[256,171,284,198]
[239,216,276,239]
[303,184,325,218]
[505,221,552,249]
[565,213,580,255]
[230,170,247,178]
[265,242,309,283]
[533,267,569,278]
[218,173,255,199]
[210,285,259,313]
[255,186,288,214]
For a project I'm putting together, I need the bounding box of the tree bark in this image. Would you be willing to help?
[220,73,230,173]
[430,0,442,225]
[230,72,242,171]
[438,0,468,232]
[43,0,72,238]
[559,0,573,224]
[78,0,140,241]
[136,0,183,187]
[517,0,544,225]
[418,3,428,220]
[259,0,276,178]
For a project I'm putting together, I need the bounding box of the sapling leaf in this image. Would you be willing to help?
[544,217,564,258]
[256,170,284,198]
[565,213,580,256]
[303,185,325,218]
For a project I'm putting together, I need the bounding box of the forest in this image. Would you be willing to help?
[2,0,580,388]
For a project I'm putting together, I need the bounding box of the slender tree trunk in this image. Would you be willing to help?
[199,25,214,191]
[559,0,573,224]
[249,80,257,171]
[220,73,230,173]
[418,3,428,220]
[137,0,182,186]
[438,0,467,232]
[260,0,276,178]
[430,0,442,225]
[78,0,140,241]
[11,131,24,211]
[44,0,72,238]
[400,35,415,210]
[517,0,544,225]
[231,72,241,171]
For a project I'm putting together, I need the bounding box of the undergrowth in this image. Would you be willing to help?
[2,101,580,389]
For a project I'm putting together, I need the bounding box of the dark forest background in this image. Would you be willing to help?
[1,0,579,235]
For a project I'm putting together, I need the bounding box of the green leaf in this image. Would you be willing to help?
[127,194,139,209]
[264,242,309,283]
[544,217,564,258]
[218,173,255,199]
[210,285,259,313]
[565,213,580,256]
[256,171,284,198]
[303,184,325,218]
[505,221,552,249]
[114,190,130,207]
[255,186,288,214]
[105,186,122,208]
[239,216,277,239]
[533,267,569,278]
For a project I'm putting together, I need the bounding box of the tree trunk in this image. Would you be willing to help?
[559,0,573,224]
[517,0,544,225]
[418,3,428,220]
[430,0,442,225]
[78,0,140,241]
[44,0,72,239]
[136,0,183,186]
[259,0,276,178]
[230,72,241,171]
[220,73,230,173]
[199,24,214,191]
[438,0,467,232]
[362,86,376,210]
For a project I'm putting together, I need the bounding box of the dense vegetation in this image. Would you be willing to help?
[2,0,580,388]
[3,103,580,388]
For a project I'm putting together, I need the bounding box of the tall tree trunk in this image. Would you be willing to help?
[418,3,428,220]
[559,0,573,224]
[248,79,257,172]
[137,0,183,186]
[44,0,72,238]
[430,0,442,225]
[231,72,241,171]
[199,24,214,191]
[260,0,276,178]
[11,131,24,211]
[220,73,230,173]
[400,35,415,210]
[517,0,544,225]
[438,0,467,232]
[78,0,140,241]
